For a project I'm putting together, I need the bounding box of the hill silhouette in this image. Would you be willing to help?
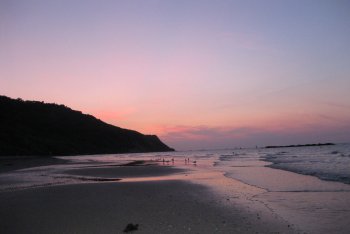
[0,96,174,156]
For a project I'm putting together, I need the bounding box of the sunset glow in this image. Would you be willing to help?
[1,0,350,150]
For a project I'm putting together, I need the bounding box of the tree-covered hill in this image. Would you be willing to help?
[0,96,174,156]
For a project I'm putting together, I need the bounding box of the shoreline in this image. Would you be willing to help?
[0,158,297,234]
[216,158,350,234]
[1,152,350,234]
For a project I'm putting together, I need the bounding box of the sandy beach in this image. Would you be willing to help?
[0,157,297,234]
[1,150,350,234]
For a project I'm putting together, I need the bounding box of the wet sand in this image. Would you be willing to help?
[0,160,296,234]
[64,164,187,178]
[220,160,350,234]
[0,180,285,234]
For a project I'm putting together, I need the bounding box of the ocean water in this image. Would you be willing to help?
[52,142,350,186]
[1,143,350,193]
[261,143,350,184]
[210,144,350,234]
[206,143,350,185]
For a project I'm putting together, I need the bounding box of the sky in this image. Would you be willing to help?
[1,0,350,150]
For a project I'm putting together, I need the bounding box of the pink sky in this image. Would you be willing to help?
[1,0,350,150]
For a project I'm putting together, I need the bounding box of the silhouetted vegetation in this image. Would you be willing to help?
[0,95,174,156]
[265,143,335,149]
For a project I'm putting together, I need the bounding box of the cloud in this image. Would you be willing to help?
[161,125,255,140]
[159,125,265,150]
[158,124,350,150]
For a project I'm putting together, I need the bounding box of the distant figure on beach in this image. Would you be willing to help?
[171,158,174,164]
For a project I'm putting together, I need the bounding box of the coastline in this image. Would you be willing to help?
[0,158,296,234]
[217,156,350,234]
[1,151,350,234]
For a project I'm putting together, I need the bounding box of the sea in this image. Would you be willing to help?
[1,143,350,192]
[176,142,350,185]
[213,142,350,185]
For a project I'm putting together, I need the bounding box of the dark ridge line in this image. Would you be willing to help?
[0,95,174,156]
[265,143,335,149]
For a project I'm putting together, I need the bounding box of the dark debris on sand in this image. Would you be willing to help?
[123,223,139,232]
[121,161,145,166]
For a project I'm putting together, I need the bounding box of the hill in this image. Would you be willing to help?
[0,96,174,156]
